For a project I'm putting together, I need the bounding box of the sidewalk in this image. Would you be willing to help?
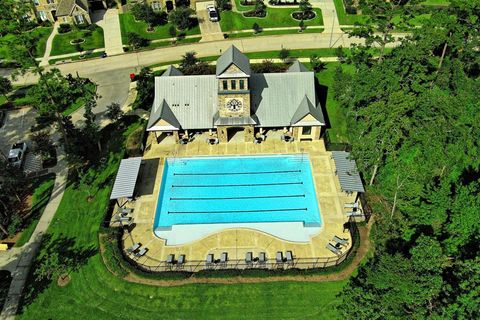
[39,22,59,67]
[96,9,124,56]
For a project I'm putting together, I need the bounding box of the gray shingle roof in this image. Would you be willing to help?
[57,0,88,16]
[288,60,309,73]
[332,151,365,193]
[291,95,325,125]
[110,157,143,200]
[214,115,257,126]
[149,75,218,130]
[162,65,183,77]
[216,45,251,76]
[147,99,181,130]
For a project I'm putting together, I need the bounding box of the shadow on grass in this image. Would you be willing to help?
[18,234,96,312]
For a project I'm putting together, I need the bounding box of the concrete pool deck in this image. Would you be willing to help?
[122,135,357,267]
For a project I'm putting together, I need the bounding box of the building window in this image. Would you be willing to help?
[38,11,47,21]
[33,0,39,5]
[239,80,245,90]
[222,80,228,90]
[151,1,161,10]
[231,80,236,90]
[74,14,84,24]
[302,126,312,135]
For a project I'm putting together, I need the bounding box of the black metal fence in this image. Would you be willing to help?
[122,217,360,274]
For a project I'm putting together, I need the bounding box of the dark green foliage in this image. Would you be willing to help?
[134,67,154,109]
[252,22,261,33]
[251,60,287,73]
[105,102,124,122]
[131,3,168,28]
[278,47,290,61]
[30,130,56,165]
[245,0,266,17]
[169,7,194,30]
[310,54,326,72]
[126,32,149,49]
[0,76,12,102]
[58,23,71,34]
[337,1,480,318]
[216,0,232,11]
[168,24,177,38]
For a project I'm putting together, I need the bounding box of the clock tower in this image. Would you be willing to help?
[216,46,252,118]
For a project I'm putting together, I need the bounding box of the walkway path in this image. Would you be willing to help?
[0,146,68,320]
[311,0,342,34]
[95,9,124,56]
[39,22,59,67]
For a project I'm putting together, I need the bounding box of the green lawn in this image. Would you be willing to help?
[49,51,106,65]
[332,0,367,25]
[50,26,104,56]
[421,0,449,5]
[228,27,324,39]
[18,120,347,319]
[147,36,202,49]
[15,174,56,248]
[0,27,53,60]
[61,82,97,116]
[220,0,323,32]
[119,13,200,44]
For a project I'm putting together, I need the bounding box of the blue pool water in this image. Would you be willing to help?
[153,155,322,230]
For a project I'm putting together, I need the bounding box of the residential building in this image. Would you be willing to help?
[147,45,326,143]
[31,0,107,25]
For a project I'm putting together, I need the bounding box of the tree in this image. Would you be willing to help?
[134,67,155,109]
[180,51,199,70]
[168,25,177,38]
[30,130,55,162]
[0,0,33,36]
[82,97,101,152]
[299,0,312,19]
[216,0,231,11]
[310,54,326,72]
[127,32,149,50]
[278,47,290,62]
[0,76,12,103]
[131,3,168,29]
[169,7,193,30]
[298,19,305,32]
[105,102,124,123]
[252,22,261,34]
[335,45,346,63]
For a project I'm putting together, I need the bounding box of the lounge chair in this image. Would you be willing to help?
[346,211,363,217]
[245,252,253,264]
[286,251,294,263]
[259,252,267,264]
[326,243,342,256]
[126,242,141,253]
[118,207,133,216]
[167,254,175,264]
[119,216,132,222]
[220,252,228,264]
[332,236,349,247]
[178,254,185,265]
[135,247,147,257]
[276,251,284,263]
[344,202,359,209]
[206,253,214,266]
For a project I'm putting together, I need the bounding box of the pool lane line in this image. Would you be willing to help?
[171,182,304,188]
[167,208,308,214]
[173,170,302,176]
[169,194,306,201]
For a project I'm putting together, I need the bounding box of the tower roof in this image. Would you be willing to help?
[216,45,251,76]
[287,60,309,73]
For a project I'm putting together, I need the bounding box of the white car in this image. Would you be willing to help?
[7,142,27,169]
[207,5,218,22]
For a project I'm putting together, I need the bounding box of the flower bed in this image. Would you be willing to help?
[291,11,316,21]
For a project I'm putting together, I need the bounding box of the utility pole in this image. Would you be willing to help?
[329,10,335,48]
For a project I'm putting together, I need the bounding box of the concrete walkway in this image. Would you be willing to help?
[0,145,68,320]
[39,22,59,67]
[95,9,124,56]
[196,1,224,42]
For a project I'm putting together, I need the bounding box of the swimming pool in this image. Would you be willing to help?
[153,155,322,240]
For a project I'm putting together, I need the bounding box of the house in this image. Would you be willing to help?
[143,0,192,12]
[147,45,326,143]
[31,0,106,24]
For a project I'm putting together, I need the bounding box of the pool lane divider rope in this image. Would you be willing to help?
[171,182,304,188]
[173,170,302,176]
[167,208,308,214]
[170,194,306,201]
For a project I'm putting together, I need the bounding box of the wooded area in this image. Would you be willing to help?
[335,0,479,318]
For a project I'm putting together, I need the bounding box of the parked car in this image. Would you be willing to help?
[7,142,27,168]
[0,110,5,128]
[207,5,218,22]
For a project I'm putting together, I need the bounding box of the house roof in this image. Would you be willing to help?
[332,151,365,193]
[56,0,88,16]
[162,65,183,77]
[287,60,309,73]
[148,75,218,130]
[290,95,325,126]
[147,99,181,130]
[214,115,257,126]
[110,157,143,200]
[216,45,251,76]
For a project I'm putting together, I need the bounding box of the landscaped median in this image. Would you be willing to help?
[220,0,323,32]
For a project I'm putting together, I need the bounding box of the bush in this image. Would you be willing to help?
[251,60,287,73]
[127,32,149,49]
[216,0,232,11]
[58,23,72,34]
[125,126,144,156]
[343,0,357,14]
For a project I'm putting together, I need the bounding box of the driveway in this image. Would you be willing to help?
[196,2,224,42]
[93,9,124,56]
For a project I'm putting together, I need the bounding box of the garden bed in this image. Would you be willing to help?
[291,11,316,21]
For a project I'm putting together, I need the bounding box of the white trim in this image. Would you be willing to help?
[147,125,179,131]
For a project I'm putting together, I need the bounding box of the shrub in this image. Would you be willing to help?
[252,22,261,33]
[58,23,72,34]
[169,7,194,30]
[279,47,290,61]
[216,0,232,11]
[125,126,144,156]
[127,32,149,49]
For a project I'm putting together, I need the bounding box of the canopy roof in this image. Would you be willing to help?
[332,151,365,193]
[110,157,143,200]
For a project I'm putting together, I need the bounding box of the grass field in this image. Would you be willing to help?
[220,0,323,32]
[332,0,367,25]
[119,13,200,44]
[50,26,104,56]
[0,27,53,60]
[17,120,347,319]
[227,27,324,39]
[15,174,56,248]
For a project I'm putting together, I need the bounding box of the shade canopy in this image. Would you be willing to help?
[332,151,365,193]
[110,157,143,200]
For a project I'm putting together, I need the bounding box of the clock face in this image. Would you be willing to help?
[226,99,243,112]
